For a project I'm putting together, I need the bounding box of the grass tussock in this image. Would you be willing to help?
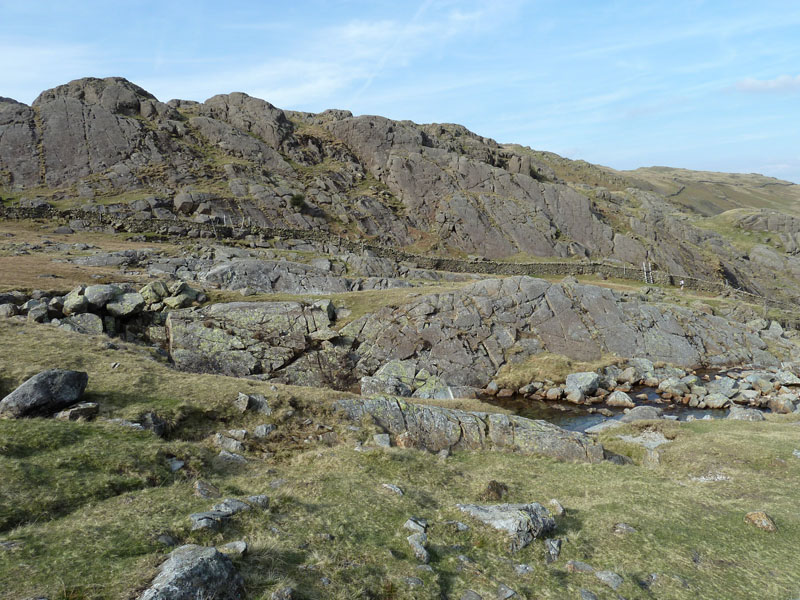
[493,352,622,388]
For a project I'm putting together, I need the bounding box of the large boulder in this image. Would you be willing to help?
[138,544,245,600]
[0,369,88,417]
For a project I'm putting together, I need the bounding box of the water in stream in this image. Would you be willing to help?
[489,386,745,433]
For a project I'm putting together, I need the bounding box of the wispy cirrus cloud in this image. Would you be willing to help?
[736,74,800,93]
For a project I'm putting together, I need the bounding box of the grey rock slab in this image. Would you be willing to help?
[461,592,483,600]
[138,544,245,600]
[579,591,599,600]
[566,560,595,573]
[382,483,404,495]
[457,503,555,551]
[0,369,88,417]
[373,433,391,447]
[584,420,624,434]
[334,396,604,463]
[595,570,623,590]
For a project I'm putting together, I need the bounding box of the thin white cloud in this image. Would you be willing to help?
[736,74,800,93]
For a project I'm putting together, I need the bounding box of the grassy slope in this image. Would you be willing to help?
[619,167,800,216]
[1,320,800,599]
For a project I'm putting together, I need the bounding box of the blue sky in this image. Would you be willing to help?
[2,1,799,182]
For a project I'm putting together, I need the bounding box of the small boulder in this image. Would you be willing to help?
[137,544,245,600]
[744,511,777,532]
[0,369,88,417]
[55,402,99,421]
[606,390,635,408]
[457,503,555,552]
[619,405,662,423]
[565,372,600,396]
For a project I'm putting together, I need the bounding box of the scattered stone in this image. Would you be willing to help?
[579,590,598,600]
[544,538,562,563]
[194,480,221,498]
[216,450,247,465]
[214,434,245,453]
[404,517,428,533]
[595,570,623,590]
[566,560,594,573]
[382,483,404,496]
[55,401,99,421]
[271,587,295,600]
[213,498,252,516]
[167,458,185,472]
[613,522,637,535]
[218,541,248,557]
[227,429,248,441]
[407,532,430,563]
[445,520,470,532]
[253,423,277,438]
[461,591,483,600]
[514,563,533,575]
[234,392,272,415]
[549,499,566,517]
[496,583,517,599]
[457,503,556,551]
[189,511,231,531]
[0,369,88,418]
[481,480,509,501]
[246,495,270,509]
[138,545,245,600]
[744,511,777,532]
[405,577,423,587]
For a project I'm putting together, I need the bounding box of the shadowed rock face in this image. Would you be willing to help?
[333,395,605,463]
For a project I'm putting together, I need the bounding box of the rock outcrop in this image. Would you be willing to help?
[333,396,604,463]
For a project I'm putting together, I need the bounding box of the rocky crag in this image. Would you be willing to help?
[3,77,800,305]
